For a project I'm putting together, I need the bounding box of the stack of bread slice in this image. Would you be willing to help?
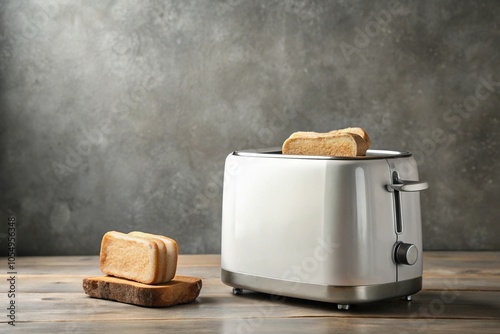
[282,127,371,157]
[99,231,178,285]
[83,231,202,307]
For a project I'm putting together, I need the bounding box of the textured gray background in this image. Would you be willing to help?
[0,0,499,255]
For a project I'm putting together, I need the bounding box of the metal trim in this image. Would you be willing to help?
[233,148,412,160]
[221,269,422,304]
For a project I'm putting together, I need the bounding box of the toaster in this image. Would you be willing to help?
[220,148,428,309]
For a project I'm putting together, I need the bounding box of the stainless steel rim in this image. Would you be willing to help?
[234,148,412,160]
[221,269,422,304]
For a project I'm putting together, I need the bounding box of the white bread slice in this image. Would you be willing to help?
[128,231,166,283]
[151,234,178,282]
[331,127,371,148]
[282,131,367,157]
[128,231,178,283]
[100,231,160,284]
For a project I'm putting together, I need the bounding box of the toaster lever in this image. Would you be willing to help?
[386,180,428,192]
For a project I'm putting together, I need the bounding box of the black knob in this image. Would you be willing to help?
[395,243,418,265]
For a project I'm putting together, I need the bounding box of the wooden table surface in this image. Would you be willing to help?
[1,252,499,333]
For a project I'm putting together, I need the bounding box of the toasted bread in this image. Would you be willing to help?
[332,127,371,148]
[282,131,367,157]
[99,231,178,285]
[128,231,178,283]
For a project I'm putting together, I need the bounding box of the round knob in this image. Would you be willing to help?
[395,243,418,265]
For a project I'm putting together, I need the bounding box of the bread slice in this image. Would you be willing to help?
[149,233,178,282]
[99,231,168,285]
[128,231,178,283]
[332,127,371,148]
[282,131,367,157]
[83,275,202,307]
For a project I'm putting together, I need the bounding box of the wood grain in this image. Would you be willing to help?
[0,253,499,332]
[12,318,500,334]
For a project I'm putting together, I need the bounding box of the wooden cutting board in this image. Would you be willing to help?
[83,275,202,307]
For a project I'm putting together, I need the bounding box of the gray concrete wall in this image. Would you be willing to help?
[0,0,499,255]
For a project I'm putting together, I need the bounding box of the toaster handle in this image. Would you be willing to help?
[386,180,429,192]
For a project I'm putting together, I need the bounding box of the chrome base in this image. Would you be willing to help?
[222,269,422,304]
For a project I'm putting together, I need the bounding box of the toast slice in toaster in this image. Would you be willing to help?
[282,131,367,157]
[331,127,371,148]
[100,231,178,284]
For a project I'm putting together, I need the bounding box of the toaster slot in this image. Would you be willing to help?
[392,171,403,234]
[387,171,428,235]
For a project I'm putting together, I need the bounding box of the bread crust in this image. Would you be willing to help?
[150,234,178,282]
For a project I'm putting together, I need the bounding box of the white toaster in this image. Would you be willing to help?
[221,148,428,309]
